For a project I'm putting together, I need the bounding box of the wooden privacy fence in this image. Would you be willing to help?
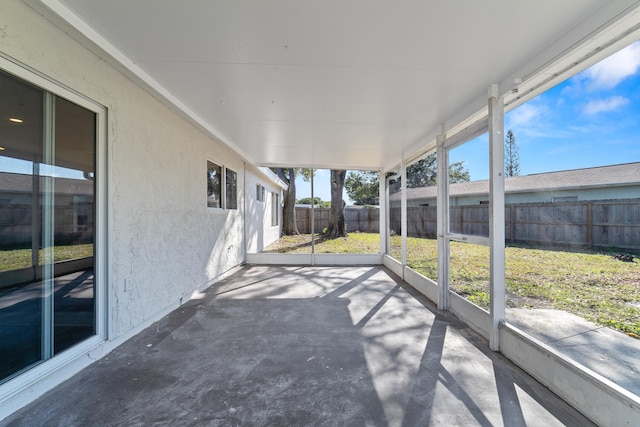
[295,207,380,234]
[298,199,640,250]
[394,199,640,250]
[0,203,94,248]
[506,199,640,250]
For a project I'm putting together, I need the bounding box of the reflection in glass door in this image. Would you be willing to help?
[0,69,96,382]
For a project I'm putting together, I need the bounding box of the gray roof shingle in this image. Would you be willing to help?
[0,172,94,196]
[390,162,640,201]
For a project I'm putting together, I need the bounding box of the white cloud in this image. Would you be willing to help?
[584,41,640,90]
[583,96,629,115]
[506,102,548,129]
[504,100,568,141]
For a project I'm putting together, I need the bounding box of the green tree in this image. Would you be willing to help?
[297,197,330,208]
[270,168,318,235]
[504,129,520,177]
[272,168,299,235]
[448,160,471,183]
[345,171,379,205]
[406,155,437,187]
[404,154,470,187]
[298,168,314,182]
[327,169,347,238]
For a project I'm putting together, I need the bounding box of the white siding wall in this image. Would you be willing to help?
[245,167,282,253]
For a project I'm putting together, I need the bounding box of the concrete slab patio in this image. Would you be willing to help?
[3,266,594,426]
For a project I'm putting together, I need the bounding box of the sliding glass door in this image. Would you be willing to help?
[0,69,96,382]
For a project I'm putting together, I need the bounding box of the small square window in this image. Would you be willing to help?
[256,184,266,202]
[226,168,238,210]
[271,192,279,226]
[207,161,222,208]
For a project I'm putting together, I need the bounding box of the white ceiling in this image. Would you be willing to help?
[33,0,640,171]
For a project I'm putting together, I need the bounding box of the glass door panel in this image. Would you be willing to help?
[0,70,97,383]
[0,69,45,381]
[52,96,96,355]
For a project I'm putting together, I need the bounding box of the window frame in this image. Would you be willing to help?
[206,160,223,209]
[256,183,266,203]
[225,167,238,210]
[0,54,107,393]
[271,191,279,226]
[206,160,238,210]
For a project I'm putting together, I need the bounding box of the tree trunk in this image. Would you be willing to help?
[327,169,347,238]
[275,168,299,235]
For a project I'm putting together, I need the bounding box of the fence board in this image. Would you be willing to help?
[392,199,640,250]
[292,201,640,249]
[295,207,380,234]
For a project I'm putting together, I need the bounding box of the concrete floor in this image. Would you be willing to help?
[3,266,594,426]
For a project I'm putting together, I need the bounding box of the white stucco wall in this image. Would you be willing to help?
[245,166,283,253]
[0,0,245,345]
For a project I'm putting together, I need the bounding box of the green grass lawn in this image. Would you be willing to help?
[263,232,381,254]
[0,244,94,272]
[265,233,640,336]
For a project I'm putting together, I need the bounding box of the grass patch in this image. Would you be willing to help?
[503,244,640,337]
[0,244,94,272]
[267,233,640,336]
[394,236,640,337]
[263,232,380,254]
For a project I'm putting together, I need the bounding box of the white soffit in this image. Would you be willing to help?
[32,0,640,171]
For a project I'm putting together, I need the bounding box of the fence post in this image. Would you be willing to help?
[587,202,593,248]
[509,205,515,242]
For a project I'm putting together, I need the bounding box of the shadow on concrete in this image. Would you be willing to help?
[4,266,594,426]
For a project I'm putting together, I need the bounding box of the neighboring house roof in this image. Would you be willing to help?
[0,172,94,196]
[390,162,640,202]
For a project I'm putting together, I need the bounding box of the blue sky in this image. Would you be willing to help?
[301,40,640,203]
[295,168,332,203]
[451,40,640,181]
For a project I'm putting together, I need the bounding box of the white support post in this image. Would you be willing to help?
[436,132,449,310]
[489,85,505,351]
[378,171,387,256]
[400,159,407,272]
[311,168,315,265]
